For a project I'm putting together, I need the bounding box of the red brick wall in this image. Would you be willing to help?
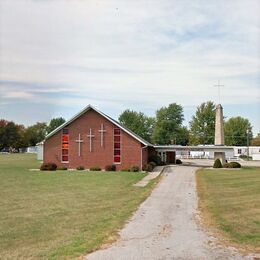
[44,108,149,170]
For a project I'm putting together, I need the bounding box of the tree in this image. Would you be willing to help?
[224,117,253,146]
[0,120,25,149]
[189,101,216,145]
[177,126,190,145]
[24,122,47,146]
[46,117,65,134]
[118,110,155,142]
[251,133,260,146]
[151,103,185,145]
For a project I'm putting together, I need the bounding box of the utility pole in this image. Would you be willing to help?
[247,129,250,160]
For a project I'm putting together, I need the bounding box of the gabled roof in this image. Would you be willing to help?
[44,105,153,146]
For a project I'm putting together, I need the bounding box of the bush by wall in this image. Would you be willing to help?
[143,163,153,172]
[76,166,85,170]
[176,159,182,164]
[90,166,101,171]
[105,164,116,171]
[224,162,241,168]
[40,162,57,171]
[148,154,162,166]
[130,166,139,172]
[239,155,252,160]
[213,158,222,168]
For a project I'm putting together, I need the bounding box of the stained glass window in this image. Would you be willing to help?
[114,126,121,163]
[62,128,69,162]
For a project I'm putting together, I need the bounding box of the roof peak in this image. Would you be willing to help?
[44,105,152,146]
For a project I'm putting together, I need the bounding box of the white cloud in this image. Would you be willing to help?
[0,0,259,131]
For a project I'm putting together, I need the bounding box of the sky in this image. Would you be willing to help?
[0,0,259,135]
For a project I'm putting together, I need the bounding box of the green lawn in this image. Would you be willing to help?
[0,154,158,259]
[197,167,260,251]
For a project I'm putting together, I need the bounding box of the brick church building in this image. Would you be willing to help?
[43,105,155,170]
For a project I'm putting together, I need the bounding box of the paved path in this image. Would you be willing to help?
[134,166,164,187]
[86,166,257,260]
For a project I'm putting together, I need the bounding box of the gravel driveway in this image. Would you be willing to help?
[86,166,257,260]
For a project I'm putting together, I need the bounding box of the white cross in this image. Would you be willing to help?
[98,123,106,147]
[87,128,95,152]
[214,80,225,104]
[75,133,84,156]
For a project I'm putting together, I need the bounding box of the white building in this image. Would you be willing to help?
[36,142,44,161]
[233,146,260,160]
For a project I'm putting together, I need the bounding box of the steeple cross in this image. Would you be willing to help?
[75,133,84,156]
[87,128,95,152]
[98,123,106,147]
[214,80,224,104]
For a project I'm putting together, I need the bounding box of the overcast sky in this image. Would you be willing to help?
[0,0,259,134]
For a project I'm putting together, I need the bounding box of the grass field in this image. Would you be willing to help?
[197,167,260,252]
[0,154,158,259]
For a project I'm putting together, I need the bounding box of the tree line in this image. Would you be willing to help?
[118,101,259,146]
[0,118,65,150]
[0,102,259,150]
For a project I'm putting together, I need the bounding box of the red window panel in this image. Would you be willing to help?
[114,149,120,155]
[62,149,68,155]
[62,155,68,162]
[63,128,69,134]
[114,143,120,149]
[62,143,69,149]
[62,135,69,143]
[114,128,120,135]
[114,135,120,142]
[114,155,121,163]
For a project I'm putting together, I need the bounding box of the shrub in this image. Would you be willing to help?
[130,166,139,172]
[90,166,101,171]
[149,161,156,168]
[228,162,241,168]
[176,159,182,165]
[143,163,155,172]
[148,154,162,166]
[57,166,67,170]
[121,168,130,172]
[105,164,116,171]
[213,159,222,168]
[239,155,252,160]
[40,162,57,171]
[76,166,85,170]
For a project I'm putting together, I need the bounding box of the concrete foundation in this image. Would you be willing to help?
[214,152,226,165]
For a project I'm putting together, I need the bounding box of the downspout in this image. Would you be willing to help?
[141,145,148,171]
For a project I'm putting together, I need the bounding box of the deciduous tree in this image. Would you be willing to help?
[189,101,216,145]
[24,122,47,146]
[118,110,155,142]
[224,117,253,146]
[152,103,185,145]
[0,120,24,149]
[46,117,65,134]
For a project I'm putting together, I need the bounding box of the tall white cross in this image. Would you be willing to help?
[75,133,84,156]
[87,128,95,152]
[98,123,106,147]
[214,80,225,104]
